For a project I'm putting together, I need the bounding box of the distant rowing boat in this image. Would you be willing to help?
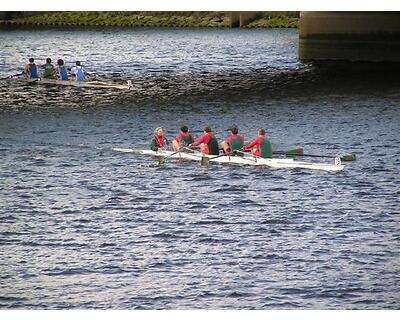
[19,77,133,90]
[112,148,345,172]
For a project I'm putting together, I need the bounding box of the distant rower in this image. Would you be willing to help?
[172,125,195,151]
[190,126,219,155]
[56,59,69,80]
[221,126,244,156]
[71,61,86,81]
[24,58,38,79]
[42,58,56,79]
[150,127,168,151]
[244,128,272,158]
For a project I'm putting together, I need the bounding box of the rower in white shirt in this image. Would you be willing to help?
[70,61,86,81]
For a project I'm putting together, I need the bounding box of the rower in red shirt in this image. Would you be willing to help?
[190,126,219,155]
[244,128,272,158]
[221,126,245,156]
[150,127,168,151]
[172,125,195,151]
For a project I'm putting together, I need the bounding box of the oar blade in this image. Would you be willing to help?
[158,156,166,165]
[201,156,209,166]
[340,154,356,161]
[285,148,304,157]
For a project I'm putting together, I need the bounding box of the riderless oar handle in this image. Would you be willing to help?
[183,146,200,152]
[274,148,356,161]
[298,153,356,161]
[277,148,304,156]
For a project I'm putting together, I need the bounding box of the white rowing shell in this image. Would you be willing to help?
[112,148,345,172]
[21,78,132,90]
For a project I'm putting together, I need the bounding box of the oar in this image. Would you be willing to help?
[158,149,184,165]
[204,146,246,165]
[301,153,356,161]
[0,72,24,80]
[26,78,40,83]
[183,146,242,165]
[180,146,210,165]
[274,148,356,161]
[201,156,210,166]
[273,148,304,157]
[209,153,227,160]
[183,146,201,153]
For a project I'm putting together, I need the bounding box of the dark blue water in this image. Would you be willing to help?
[0,28,399,309]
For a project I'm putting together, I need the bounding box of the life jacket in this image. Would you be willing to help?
[57,66,69,80]
[207,134,219,155]
[178,133,194,146]
[229,135,244,156]
[28,63,38,78]
[74,66,85,81]
[155,135,166,148]
[260,137,272,158]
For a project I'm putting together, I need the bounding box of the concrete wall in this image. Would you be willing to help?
[0,11,40,20]
[299,12,400,62]
[230,12,258,28]
[0,12,15,20]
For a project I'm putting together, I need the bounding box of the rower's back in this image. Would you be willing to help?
[25,58,38,79]
[260,137,272,158]
[72,61,85,81]
[207,133,220,155]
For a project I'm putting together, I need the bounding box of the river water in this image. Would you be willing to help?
[0,28,399,309]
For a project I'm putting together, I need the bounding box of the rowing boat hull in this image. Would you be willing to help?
[22,78,131,90]
[113,148,345,172]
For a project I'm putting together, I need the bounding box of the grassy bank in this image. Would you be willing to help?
[246,12,298,28]
[0,12,299,28]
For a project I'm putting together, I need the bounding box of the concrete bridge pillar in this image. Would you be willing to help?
[299,12,400,62]
[230,12,258,28]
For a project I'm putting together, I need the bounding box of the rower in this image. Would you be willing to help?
[244,128,272,158]
[150,127,169,151]
[71,61,86,81]
[221,126,244,156]
[56,59,69,80]
[24,58,38,79]
[190,126,219,155]
[42,58,56,79]
[172,125,195,151]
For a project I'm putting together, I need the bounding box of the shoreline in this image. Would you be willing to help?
[0,12,299,29]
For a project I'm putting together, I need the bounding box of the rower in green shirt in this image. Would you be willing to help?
[243,128,272,158]
[42,58,56,79]
[221,126,245,156]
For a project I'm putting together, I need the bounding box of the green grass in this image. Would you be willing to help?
[246,12,299,28]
